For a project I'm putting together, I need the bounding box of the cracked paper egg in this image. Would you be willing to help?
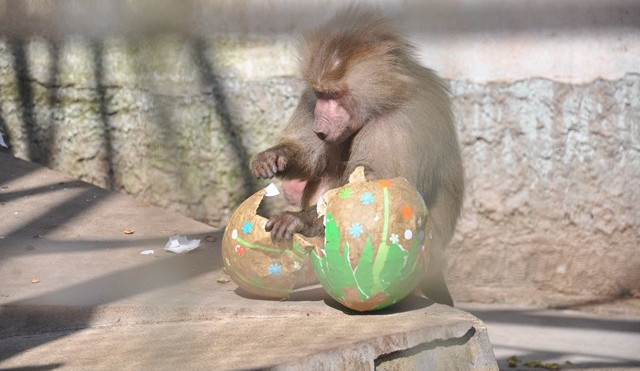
[221,184,319,299]
[311,167,431,311]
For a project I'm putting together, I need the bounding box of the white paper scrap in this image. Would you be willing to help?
[164,235,201,253]
[264,183,280,197]
[0,132,7,148]
[140,250,155,255]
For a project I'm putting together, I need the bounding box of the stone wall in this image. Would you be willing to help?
[0,36,301,226]
[1,1,639,306]
[448,76,640,305]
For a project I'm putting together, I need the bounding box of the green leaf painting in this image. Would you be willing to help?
[353,236,374,299]
[311,212,423,310]
[311,213,358,300]
[310,177,429,311]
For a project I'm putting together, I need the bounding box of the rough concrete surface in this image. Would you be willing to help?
[460,301,640,371]
[447,76,640,305]
[0,153,497,370]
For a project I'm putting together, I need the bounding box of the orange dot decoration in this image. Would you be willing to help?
[401,205,413,219]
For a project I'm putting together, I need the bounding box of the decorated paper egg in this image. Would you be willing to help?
[311,167,430,311]
[221,184,319,299]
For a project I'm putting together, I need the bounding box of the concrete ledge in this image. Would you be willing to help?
[0,153,497,369]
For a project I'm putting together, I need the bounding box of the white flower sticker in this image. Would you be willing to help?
[390,233,400,244]
[404,229,413,240]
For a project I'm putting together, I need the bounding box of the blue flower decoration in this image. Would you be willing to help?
[241,221,253,234]
[268,263,282,276]
[349,223,364,238]
[360,192,375,205]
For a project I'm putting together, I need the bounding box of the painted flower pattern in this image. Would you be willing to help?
[390,233,400,245]
[268,263,282,276]
[234,245,244,256]
[241,221,253,234]
[360,192,375,205]
[349,223,364,238]
[339,187,353,199]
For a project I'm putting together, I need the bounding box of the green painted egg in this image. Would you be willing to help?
[311,167,430,311]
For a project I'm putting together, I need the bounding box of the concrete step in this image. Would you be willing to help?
[0,153,497,370]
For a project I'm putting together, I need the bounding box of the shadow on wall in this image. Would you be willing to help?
[0,100,9,153]
[91,40,115,190]
[6,39,62,167]
[0,2,260,227]
[190,37,257,194]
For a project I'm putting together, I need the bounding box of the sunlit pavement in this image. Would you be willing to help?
[460,302,640,370]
